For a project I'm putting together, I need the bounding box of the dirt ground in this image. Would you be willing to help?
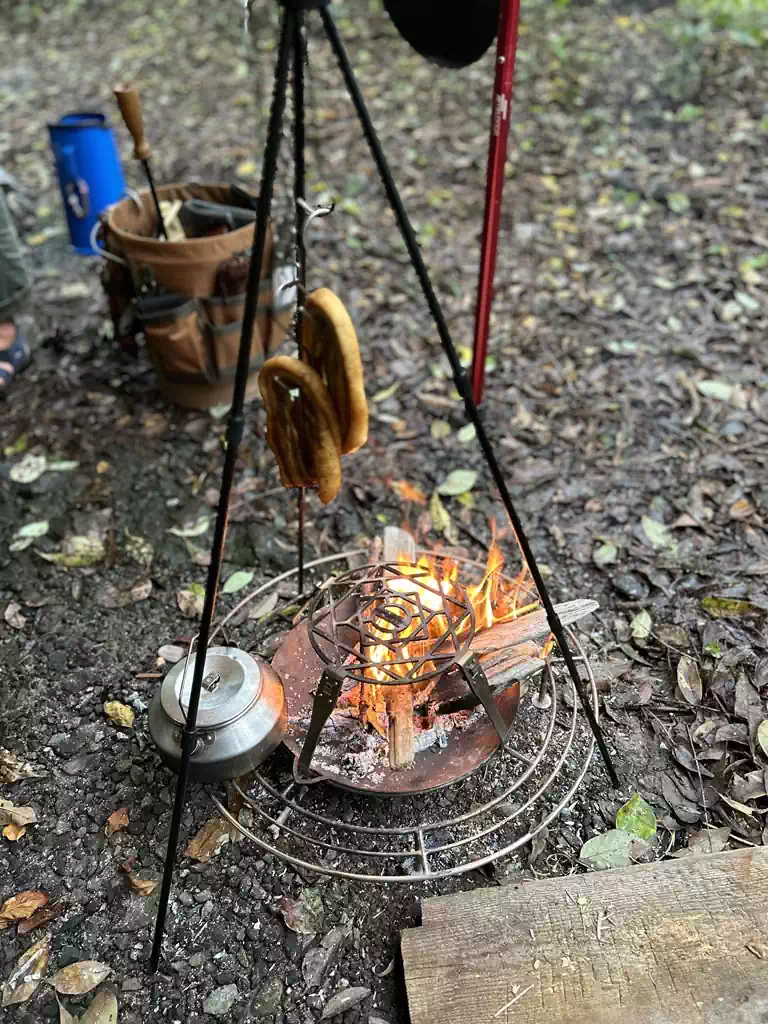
[3,0,768,1022]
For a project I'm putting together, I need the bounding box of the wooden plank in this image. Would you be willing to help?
[403,848,768,1024]
[382,526,416,769]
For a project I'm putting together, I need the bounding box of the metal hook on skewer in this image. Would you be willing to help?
[296,198,334,248]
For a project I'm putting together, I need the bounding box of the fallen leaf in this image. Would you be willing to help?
[390,480,427,505]
[280,888,324,935]
[436,469,478,496]
[9,453,47,484]
[126,871,159,897]
[730,498,754,521]
[372,382,399,402]
[18,901,66,935]
[248,590,279,621]
[184,817,231,863]
[236,159,257,177]
[130,579,152,603]
[697,379,733,402]
[79,987,118,1024]
[579,829,634,870]
[38,536,105,568]
[320,987,371,1020]
[677,654,703,705]
[701,596,762,619]
[688,826,731,855]
[615,794,656,840]
[631,610,652,647]
[593,542,617,567]
[641,515,676,551]
[0,748,46,784]
[47,461,80,473]
[14,520,49,540]
[667,191,690,214]
[430,420,452,440]
[177,583,205,619]
[125,531,153,569]
[57,996,77,1024]
[3,603,26,630]
[4,433,28,457]
[158,644,185,664]
[3,824,26,841]
[758,721,768,759]
[429,491,450,536]
[104,808,129,836]
[1,934,49,1006]
[747,939,768,960]
[168,516,210,538]
[104,702,135,728]
[222,570,254,595]
[0,800,37,827]
[52,961,111,996]
[0,891,48,930]
[720,794,756,819]
[456,423,476,443]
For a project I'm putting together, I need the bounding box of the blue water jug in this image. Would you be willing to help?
[48,113,126,255]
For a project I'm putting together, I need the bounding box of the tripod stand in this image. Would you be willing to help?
[149,0,618,972]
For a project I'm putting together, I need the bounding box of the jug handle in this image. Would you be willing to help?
[88,189,142,263]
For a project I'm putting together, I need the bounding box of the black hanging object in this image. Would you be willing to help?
[382,0,499,68]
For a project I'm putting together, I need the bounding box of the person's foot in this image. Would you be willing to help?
[0,321,31,392]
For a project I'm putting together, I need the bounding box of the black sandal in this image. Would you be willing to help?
[0,326,31,391]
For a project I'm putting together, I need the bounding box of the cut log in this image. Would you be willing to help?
[381,526,417,769]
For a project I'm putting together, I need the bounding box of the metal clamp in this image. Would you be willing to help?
[294,665,347,781]
[454,651,511,745]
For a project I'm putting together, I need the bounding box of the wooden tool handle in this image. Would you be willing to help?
[113,84,151,161]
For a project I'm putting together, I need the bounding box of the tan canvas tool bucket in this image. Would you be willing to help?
[99,182,291,409]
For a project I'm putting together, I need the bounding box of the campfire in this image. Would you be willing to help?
[302,527,551,774]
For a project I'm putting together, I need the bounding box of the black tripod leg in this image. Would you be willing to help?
[294,11,307,597]
[318,7,618,788]
[148,8,295,974]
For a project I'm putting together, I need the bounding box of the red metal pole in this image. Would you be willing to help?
[470,0,521,406]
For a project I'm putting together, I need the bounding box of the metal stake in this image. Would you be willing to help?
[294,9,308,596]
[149,8,294,972]
[319,5,618,787]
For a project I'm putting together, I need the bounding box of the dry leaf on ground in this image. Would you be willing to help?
[184,817,231,863]
[3,824,26,841]
[79,987,118,1024]
[3,602,26,629]
[18,901,65,935]
[51,960,111,996]
[0,891,47,930]
[0,748,46,784]
[103,702,135,728]
[1,934,49,1006]
[57,995,77,1024]
[677,654,703,705]
[125,871,159,897]
[38,535,105,569]
[104,808,129,836]
[0,800,37,827]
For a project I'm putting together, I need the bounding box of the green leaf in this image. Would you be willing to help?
[456,423,476,444]
[436,469,478,496]
[697,379,733,402]
[4,433,28,457]
[593,541,617,568]
[579,829,634,871]
[667,192,691,214]
[616,794,657,840]
[222,570,254,595]
[676,103,701,122]
[168,516,211,538]
[189,582,206,597]
[631,610,652,646]
[430,420,452,440]
[372,382,399,403]
[429,491,451,535]
[38,536,105,569]
[701,596,762,619]
[641,515,676,551]
[15,521,49,539]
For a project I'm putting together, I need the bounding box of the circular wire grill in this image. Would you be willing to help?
[307,560,475,686]
[209,629,599,882]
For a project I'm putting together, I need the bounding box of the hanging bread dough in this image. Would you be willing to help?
[258,355,343,505]
[300,288,368,455]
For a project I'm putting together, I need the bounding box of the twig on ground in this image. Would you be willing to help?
[686,723,712,850]
[494,984,534,1018]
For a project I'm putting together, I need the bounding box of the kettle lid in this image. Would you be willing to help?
[160,647,262,729]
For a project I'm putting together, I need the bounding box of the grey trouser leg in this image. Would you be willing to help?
[0,189,30,321]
